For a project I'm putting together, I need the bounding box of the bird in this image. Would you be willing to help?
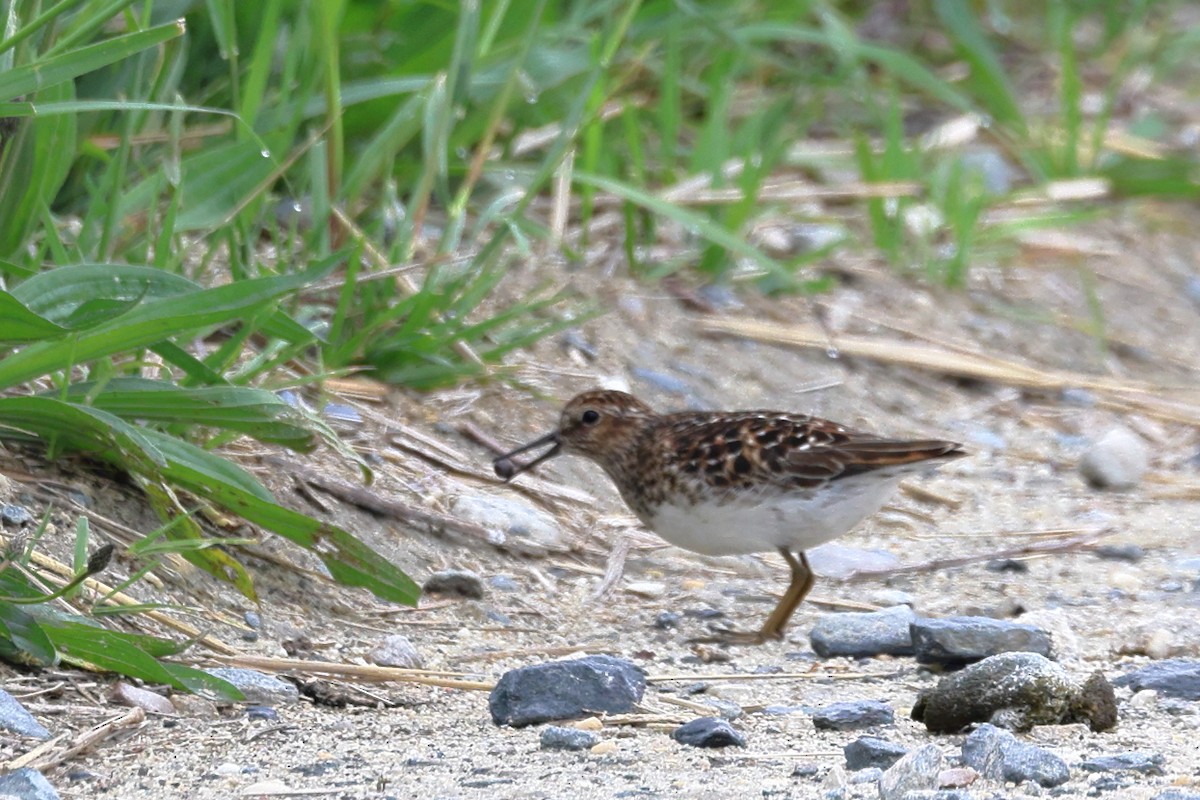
[493,389,965,644]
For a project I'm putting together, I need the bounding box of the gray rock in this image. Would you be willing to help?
[206,668,300,705]
[0,688,50,739]
[671,716,746,748]
[1094,544,1146,563]
[961,723,1069,788]
[653,611,682,629]
[1113,659,1200,699]
[1154,792,1200,800]
[0,504,33,527]
[703,698,743,721]
[0,767,61,800]
[811,606,917,658]
[1080,752,1165,775]
[368,634,424,669]
[812,700,895,731]
[911,652,1116,733]
[844,736,908,771]
[808,544,900,579]
[110,682,175,716]
[910,616,1052,667]
[489,655,645,727]
[879,743,943,800]
[1079,426,1148,490]
[448,494,564,555]
[423,569,485,599]
[488,575,520,592]
[899,792,974,800]
[850,767,884,784]
[539,725,600,751]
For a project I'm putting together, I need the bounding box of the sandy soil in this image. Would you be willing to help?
[3,209,1200,800]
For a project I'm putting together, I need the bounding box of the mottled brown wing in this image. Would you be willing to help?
[655,411,962,491]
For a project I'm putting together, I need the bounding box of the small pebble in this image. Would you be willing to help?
[246,706,279,721]
[540,725,600,751]
[844,736,908,771]
[488,575,520,592]
[653,611,682,630]
[671,717,746,748]
[1095,544,1146,563]
[937,766,978,788]
[1080,752,1166,775]
[624,580,667,599]
[985,558,1029,573]
[207,668,300,705]
[423,569,485,599]
[368,634,424,669]
[110,683,175,716]
[703,698,743,721]
[811,700,895,731]
[1079,426,1149,490]
[0,504,33,527]
[589,740,618,755]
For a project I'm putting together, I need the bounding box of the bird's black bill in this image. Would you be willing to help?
[493,432,562,481]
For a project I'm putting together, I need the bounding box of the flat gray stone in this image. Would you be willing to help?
[812,700,894,731]
[206,668,300,705]
[449,494,565,555]
[489,655,645,727]
[0,688,50,739]
[368,634,424,669]
[672,716,746,748]
[910,616,1052,667]
[844,736,908,771]
[539,725,600,751]
[1113,659,1200,700]
[0,767,60,800]
[811,606,917,658]
[1081,751,1166,775]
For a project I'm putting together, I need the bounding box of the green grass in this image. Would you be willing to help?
[2,0,1198,688]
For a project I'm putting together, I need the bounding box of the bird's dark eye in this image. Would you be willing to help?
[581,409,601,425]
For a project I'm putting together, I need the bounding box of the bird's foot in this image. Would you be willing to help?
[687,626,780,646]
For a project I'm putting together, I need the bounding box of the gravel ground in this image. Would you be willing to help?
[3,215,1200,800]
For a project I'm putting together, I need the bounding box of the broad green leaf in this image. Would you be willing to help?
[141,430,421,605]
[0,397,168,471]
[0,601,58,667]
[59,378,318,451]
[0,292,69,343]
[0,265,331,390]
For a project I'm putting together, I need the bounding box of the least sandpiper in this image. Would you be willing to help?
[494,390,965,644]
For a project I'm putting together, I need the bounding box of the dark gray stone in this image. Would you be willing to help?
[489,655,645,727]
[539,725,600,751]
[1,504,33,527]
[879,744,943,800]
[0,688,50,739]
[423,569,485,599]
[1113,659,1200,700]
[672,716,746,748]
[1080,752,1166,775]
[844,736,908,771]
[810,605,917,658]
[1154,791,1200,800]
[206,668,299,705]
[961,723,1069,788]
[899,792,974,800]
[912,652,1116,734]
[1094,544,1145,563]
[811,700,894,731]
[0,767,61,800]
[910,617,1052,667]
[653,611,682,629]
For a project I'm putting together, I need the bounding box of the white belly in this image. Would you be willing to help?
[643,475,905,556]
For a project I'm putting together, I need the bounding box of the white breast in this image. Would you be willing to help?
[643,474,906,556]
